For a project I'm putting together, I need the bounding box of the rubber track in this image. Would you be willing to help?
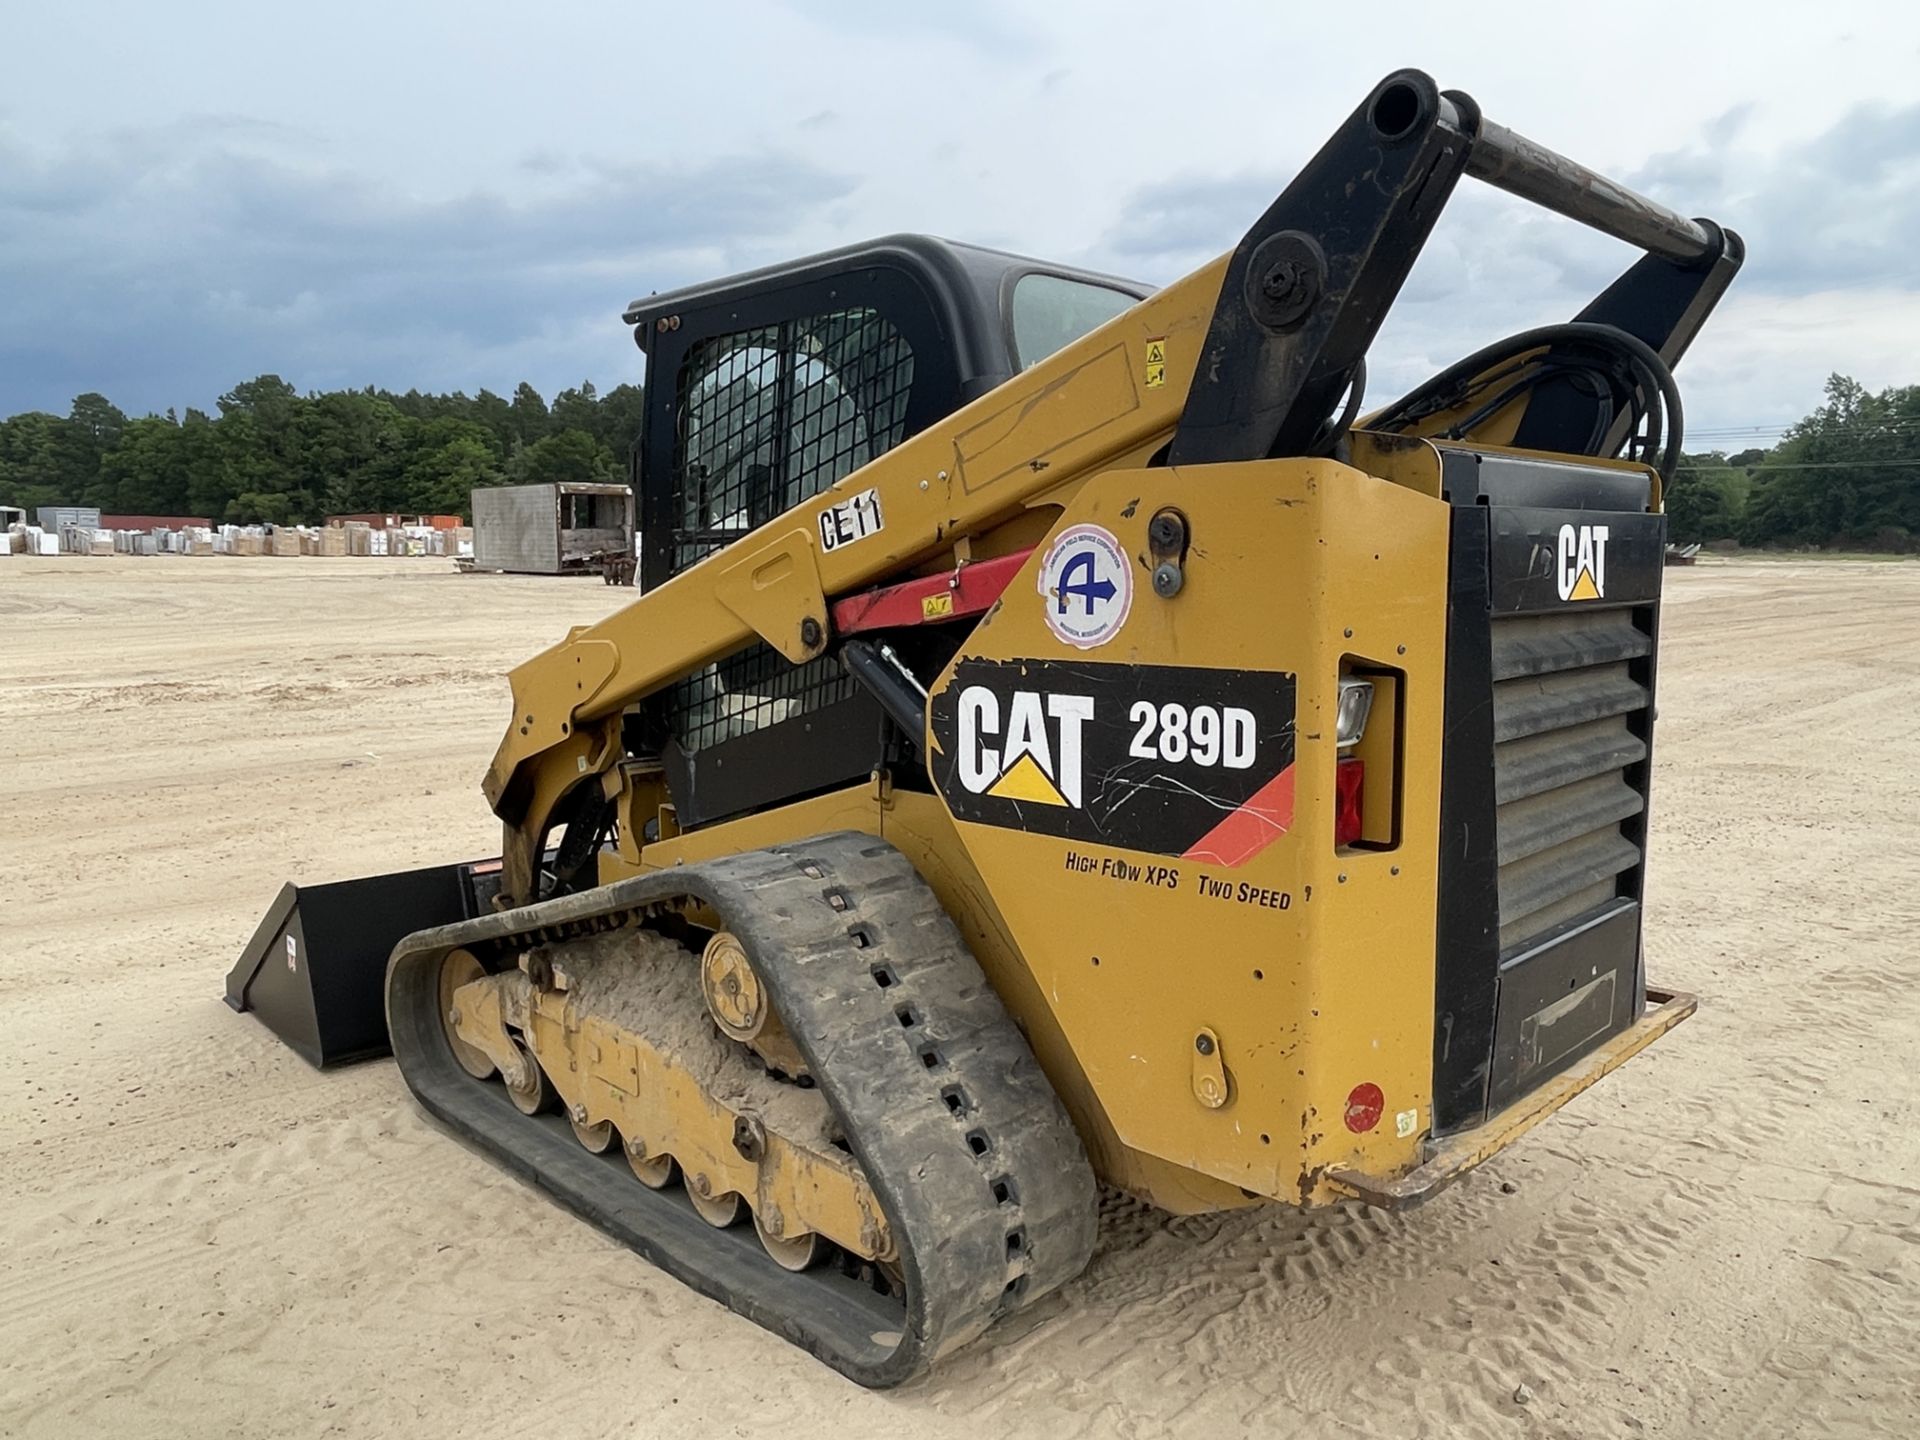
[385,831,1097,1386]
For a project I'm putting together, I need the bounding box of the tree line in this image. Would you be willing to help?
[0,376,644,526]
[4,369,1916,546]
[1667,375,1920,550]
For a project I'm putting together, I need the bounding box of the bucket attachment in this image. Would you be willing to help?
[224,859,501,1068]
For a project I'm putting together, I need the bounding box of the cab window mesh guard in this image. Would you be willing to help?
[665,307,916,751]
[668,307,915,574]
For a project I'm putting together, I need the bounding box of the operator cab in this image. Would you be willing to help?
[622,235,1148,594]
[620,236,1149,828]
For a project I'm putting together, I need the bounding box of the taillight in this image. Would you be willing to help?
[1335,757,1365,846]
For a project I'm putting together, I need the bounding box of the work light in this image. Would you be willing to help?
[1336,677,1374,749]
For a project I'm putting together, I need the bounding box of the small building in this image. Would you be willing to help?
[471,482,633,576]
[38,505,101,532]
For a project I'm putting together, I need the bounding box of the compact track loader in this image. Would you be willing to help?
[228,71,1741,1384]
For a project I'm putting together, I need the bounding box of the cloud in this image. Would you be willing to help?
[1084,94,1920,431]
[0,119,857,416]
[1705,103,1756,148]
[1092,172,1289,276]
[1630,96,1920,297]
[5,15,1920,440]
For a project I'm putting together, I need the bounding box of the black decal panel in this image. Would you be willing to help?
[929,659,1296,861]
[1489,507,1663,614]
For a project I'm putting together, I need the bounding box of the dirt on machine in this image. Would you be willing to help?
[226,69,1742,1385]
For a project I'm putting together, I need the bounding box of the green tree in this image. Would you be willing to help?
[68,392,127,449]
[63,392,130,503]
[509,382,550,448]
[1,368,662,528]
[401,419,504,516]
[174,409,226,519]
[553,378,646,473]
[470,388,515,451]
[217,374,299,424]
[292,391,410,515]
[1665,452,1747,543]
[511,428,617,487]
[98,415,191,515]
[0,411,72,512]
[549,379,600,438]
[0,397,122,508]
[212,375,302,505]
[597,382,647,473]
[1742,375,1920,549]
[207,412,311,519]
[225,490,301,525]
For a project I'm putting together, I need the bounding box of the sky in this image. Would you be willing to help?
[4,0,1919,447]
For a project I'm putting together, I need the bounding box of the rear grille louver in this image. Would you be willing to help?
[1489,610,1653,954]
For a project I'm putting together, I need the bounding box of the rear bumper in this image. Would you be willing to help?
[1326,985,1696,1209]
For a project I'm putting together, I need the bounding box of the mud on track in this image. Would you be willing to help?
[2,555,1916,1438]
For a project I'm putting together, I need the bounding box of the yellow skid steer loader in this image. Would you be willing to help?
[227,70,1739,1384]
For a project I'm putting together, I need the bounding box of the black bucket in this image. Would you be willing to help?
[224,859,500,1067]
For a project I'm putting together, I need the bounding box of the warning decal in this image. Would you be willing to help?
[930,658,1296,862]
[1144,337,1167,389]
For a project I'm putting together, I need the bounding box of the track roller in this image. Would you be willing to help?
[687,1178,746,1229]
[503,1038,552,1115]
[569,1111,615,1152]
[625,1139,677,1190]
[438,949,496,1080]
[755,1213,828,1272]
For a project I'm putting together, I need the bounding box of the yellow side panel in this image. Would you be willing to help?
[925,459,1451,1202]
[622,784,1254,1215]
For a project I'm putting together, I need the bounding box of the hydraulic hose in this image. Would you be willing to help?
[1371,321,1685,484]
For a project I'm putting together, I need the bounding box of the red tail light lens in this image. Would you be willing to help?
[1335,756,1365,846]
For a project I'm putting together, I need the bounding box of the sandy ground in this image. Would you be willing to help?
[2,554,1916,1439]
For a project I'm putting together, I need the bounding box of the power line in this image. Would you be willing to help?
[1689,420,1920,436]
[1675,459,1920,472]
[1682,425,1920,448]
[1692,419,1920,429]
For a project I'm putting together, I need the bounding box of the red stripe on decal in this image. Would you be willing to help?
[1181,765,1295,868]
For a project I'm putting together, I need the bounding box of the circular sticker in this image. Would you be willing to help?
[1037,523,1132,650]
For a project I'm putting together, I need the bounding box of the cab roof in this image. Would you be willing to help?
[621,233,1149,342]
